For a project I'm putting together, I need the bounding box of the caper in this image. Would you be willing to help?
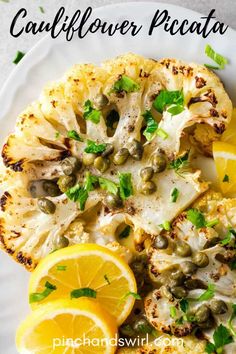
[204,237,221,249]
[94,93,109,109]
[141,181,157,195]
[170,270,185,285]
[197,316,215,329]
[94,156,110,172]
[192,252,209,268]
[210,300,228,315]
[151,152,167,173]
[54,235,69,249]
[140,167,154,182]
[181,261,197,276]
[28,179,61,198]
[113,148,129,165]
[119,324,135,337]
[195,305,210,323]
[184,279,207,290]
[82,152,96,166]
[131,260,144,275]
[37,198,56,214]
[162,286,174,300]
[103,193,123,209]
[154,234,169,249]
[61,156,81,176]
[101,143,114,157]
[133,317,152,334]
[170,286,188,299]
[57,175,76,193]
[175,241,192,257]
[128,139,144,161]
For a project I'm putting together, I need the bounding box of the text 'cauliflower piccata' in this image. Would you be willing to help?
[0,53,232,272]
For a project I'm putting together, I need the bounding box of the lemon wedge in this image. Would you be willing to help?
[16,298,117,354]
[221,108,236,145]
[29,244,137,325]
[213,141,236,195]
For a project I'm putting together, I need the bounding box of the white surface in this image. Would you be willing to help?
[0,2,236,353]
[0,0,236,88]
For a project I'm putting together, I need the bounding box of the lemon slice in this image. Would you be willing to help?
[16,298,117,354]
[221,108,236,145]
[29,244,137,325]
[213,141,236,195]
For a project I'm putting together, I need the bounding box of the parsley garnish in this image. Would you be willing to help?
[112,75,140,93]
[156,128,168,140]
[104,274,111,285]
[205,219,219,228]
[143,110,158,141]
[171,188,179,203]
[153,90,184,113]
[228,304,236,337]
[187,208,206,229]
[55,132,60,139]
[98,177,118,195]
[39,6,45,13]
[29,281,57,303]
[65,184,88,210]
[205,44,228,70]
[13,51,25,64]
[197,283,215,301]
[83,100,101,124]
[57,265,67,271]
[205,324,233,353]
[119,225,131,239]
[67,130,83,141]
[84,172,98,192]
[221,229,236,246]
[170,306,177,318]
[169,152,189,172]
[204,64,220,70]
[160,221,171,231]
[71,288,97,299]
[119,173,133,200]
[223,174,229,182]
[167,104,185,116]
[180,299,189,313]
[84,140,107,154]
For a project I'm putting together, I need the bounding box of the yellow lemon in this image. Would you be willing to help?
[29,244,137,325]
[16,298,117,354]
[213,141,236,195]
[221,108,236,145]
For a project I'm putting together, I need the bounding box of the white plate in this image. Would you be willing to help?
[0,2,236,353]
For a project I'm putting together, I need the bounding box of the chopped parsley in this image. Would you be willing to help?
[169,152,189,172]
[153,90,184,114]
[171,188,179,203]
[39,6,45,13]
[65,184,88,211]
[187,208,206,229]
[112,75,140,94]
[205,44,228,70]
[223,174,229,182]
[204,64,220,70]
[221,229,236,246]
[83,100,101,124]
[55,132,60,139]
[71,288,97,299]
[205,219,219,228]
[180,299,189,313]
[143,110,158,141]
[197,283,215,302]
[57,265,67,271]
[160,221,171,231]
[119,225,131,239]
[84,140,107,154]
[67,130,83,141]
[104,274,111,285]
[205,324,233,353]
[167,104,185,116]
[119,173,133,200]
[156,127,168,140]
[13,51,25,64]
[29,281,56,303]
[84,172,98,192]
[170,306,177,318]
[228,304,236,337]
[98,177,118,195]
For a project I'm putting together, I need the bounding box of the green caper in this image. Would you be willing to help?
[192,252,209,268]
[82,152,96,166]
[103,193,123,209]
[154,234,169,249]
[28,179,61,198]
[113,148,129,165]
[175,241,192,257]
[210,300,228,315]
[131,260,145,275]
[101,143,114,157]
[128,139,144,161]
[94,156,110,172]
[94,93,109,109]
[133,317,152,334]
[197,316,215,330]
[170,286,188,299]
[195,305,210,323]
[170,270,185,285]
[119,324,135,337]
[54,235,69,249]
[37,198,56,214]
[162,286,174,300]
[204,237,221,249]
[140,167,154,182]
[57,175,76,193]
[141,181,156,195]
[181,261,197,276]
[184,279,207,290]
[151,152,167,173]
[61,157,81,176]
